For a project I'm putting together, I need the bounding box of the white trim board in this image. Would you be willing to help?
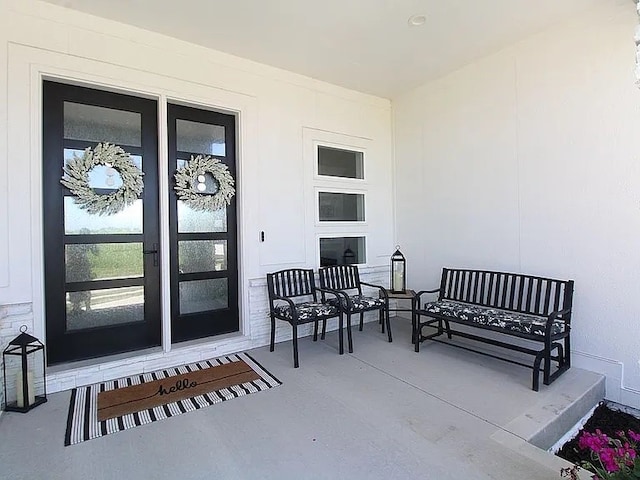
[572,351,640,410]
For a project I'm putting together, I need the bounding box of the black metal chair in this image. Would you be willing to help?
[267,268,344,368]
[318,265,391,353]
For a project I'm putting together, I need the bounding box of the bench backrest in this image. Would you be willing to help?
[318,265,362,294]
[267,268,318,302]
[439,268,574,320]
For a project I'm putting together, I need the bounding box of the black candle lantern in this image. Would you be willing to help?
[390,246,406,293]
[2,325,47,412]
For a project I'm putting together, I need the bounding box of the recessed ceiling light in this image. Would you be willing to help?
[408,14,427,27]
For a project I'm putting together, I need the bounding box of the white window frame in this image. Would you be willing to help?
[315,187,368,226]
[314,141,367,184]
[312,140,369,268]
[317,234,368,267]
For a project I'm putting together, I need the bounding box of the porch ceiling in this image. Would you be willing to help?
[41,0,602,98]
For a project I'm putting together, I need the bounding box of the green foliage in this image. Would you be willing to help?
[89,243,143,280]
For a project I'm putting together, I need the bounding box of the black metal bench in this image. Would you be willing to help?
[414,268,574,391]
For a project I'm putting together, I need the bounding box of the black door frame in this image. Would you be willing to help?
[42,81,161,365]
[167,103,239,343]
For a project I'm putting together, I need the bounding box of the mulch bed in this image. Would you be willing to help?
[556,402,640,465]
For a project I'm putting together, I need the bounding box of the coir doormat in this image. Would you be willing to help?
[64,352,281,445]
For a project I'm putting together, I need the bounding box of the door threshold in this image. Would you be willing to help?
[45,333,251,393]
[170,330,245,351]
[47,346,165,375]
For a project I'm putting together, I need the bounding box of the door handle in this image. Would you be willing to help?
[143,244,159,267]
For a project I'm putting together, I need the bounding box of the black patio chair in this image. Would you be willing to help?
[267,268,344,368]
[318,265,391,353]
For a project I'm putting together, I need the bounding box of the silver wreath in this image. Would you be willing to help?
[60,142,144,216]
[174,154,235,212]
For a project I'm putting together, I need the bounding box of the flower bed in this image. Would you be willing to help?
[557,402,640,479]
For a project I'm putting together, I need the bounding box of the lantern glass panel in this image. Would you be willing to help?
[390,249,406,293]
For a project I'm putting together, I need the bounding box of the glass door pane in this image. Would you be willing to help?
[43,81,160,365]
[168,104,238,343]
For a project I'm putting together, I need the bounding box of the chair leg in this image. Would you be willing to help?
[359,312,364,331]
[338,314,344,355]
[313,321,319,341]
[321,319,327,339]
[270,314,276,352]
[292,323,300,368]
[347,314,354,353]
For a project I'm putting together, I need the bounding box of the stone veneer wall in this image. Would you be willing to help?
[0,266,390,404]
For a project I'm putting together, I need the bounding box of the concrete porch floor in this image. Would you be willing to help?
[0,317,604,480]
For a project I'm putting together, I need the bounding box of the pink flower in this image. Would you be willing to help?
[615,443,636,466]
[573,427,640,479]
[597,448,619,472]
[578,430,609,453]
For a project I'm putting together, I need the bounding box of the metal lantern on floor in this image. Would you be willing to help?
[390,246,406,293]
[2,325,47,412]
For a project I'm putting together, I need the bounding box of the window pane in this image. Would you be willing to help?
[65,243,143,282]
[64,102,141,147]
[177,201,226,233]
[64,197,143,234]
[179,278,228,314]
[64,149,142,190]
[66,286,144,331]
[318,146,364,179]
[176,119,225,156]
[179,240,227,273]
[318,192,365,222]
[319,237,366,266]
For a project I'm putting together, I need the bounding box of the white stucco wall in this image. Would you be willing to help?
[394,1,640,407]
[0,0,393,400]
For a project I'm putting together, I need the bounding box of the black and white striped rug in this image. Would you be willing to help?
[64,352,281,446]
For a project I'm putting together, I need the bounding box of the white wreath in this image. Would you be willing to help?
[60,142,144,216]
[174,154,235,212]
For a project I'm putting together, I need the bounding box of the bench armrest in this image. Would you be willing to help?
[416,288,440,300]
[542,307,572,337]
[548,307,572,321]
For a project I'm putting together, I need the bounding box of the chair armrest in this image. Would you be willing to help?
[317,287,352,310]
[270,294,296,306]
[269,295,299,321]
[269,295,298,323]
[360,281,388,302]
[316,286,341,299]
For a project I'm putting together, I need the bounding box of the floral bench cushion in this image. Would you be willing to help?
[421,300,565,336]
[327,295,385,312]
[274,301,339,321]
